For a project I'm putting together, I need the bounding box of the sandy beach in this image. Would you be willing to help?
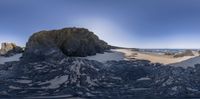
[114,49,197,65]
[0,54,22,64]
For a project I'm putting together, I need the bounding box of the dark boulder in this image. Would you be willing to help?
[173,50,194,58]
[23,27,110,60]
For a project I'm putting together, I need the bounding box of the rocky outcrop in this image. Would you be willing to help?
[23,28,110,60]
[173,50,194,58]
[2,57,200,98]
[0,43,23,56]
[2,27,200,98]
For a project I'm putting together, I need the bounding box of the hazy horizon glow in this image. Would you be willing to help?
[1,0,200,48]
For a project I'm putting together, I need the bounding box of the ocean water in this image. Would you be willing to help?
[139,49,198,55]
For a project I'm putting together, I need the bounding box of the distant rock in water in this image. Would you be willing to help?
[23,28,110,60]
[173,50,194,58]
[0,43,23,57]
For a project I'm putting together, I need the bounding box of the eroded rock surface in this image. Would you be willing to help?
[23,28,110,60]
[0,43,23,57]
[1,58,200,98]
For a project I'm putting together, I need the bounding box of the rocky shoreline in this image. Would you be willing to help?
[0,28,200,98]
[1,57,200,98]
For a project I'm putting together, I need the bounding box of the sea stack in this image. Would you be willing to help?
[23,27,110,60]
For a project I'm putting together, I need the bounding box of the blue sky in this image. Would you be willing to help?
[1,0,200,48]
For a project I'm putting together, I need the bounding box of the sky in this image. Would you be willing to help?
[0,0,200,48]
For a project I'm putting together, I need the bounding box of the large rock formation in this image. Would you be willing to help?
[23,28,110,60]
[0,43,23,56]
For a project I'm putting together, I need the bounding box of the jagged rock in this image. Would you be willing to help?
[23,27,110,60]
[0,43,23,57]
[1,56,200,98]
[173,50,194,58]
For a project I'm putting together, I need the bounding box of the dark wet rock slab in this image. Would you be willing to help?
[1,57,200,98]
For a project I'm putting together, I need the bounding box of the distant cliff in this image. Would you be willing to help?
[0,42,23,56]
[23,27,110,60]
